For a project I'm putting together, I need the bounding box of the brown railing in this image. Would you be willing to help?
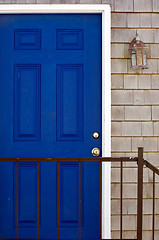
[0,147,158,240]
[143,156,159,240]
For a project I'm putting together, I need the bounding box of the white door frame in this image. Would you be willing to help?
[0,4,111,239]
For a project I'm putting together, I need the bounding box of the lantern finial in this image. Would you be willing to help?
[136,30,140,41]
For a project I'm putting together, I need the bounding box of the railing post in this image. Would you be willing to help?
[16,161,19,240]
[137,147,144,240]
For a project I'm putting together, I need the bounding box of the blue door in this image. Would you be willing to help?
[0,14,102,239]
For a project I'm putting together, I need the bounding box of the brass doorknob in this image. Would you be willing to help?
[92,147,100,157]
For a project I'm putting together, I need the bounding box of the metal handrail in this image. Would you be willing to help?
[0,157,138,162]
[144,159,159,175]
[142,152,159,240]
[0,148,158,240]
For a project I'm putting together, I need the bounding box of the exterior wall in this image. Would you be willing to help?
[0,0,159,239]
[110,1,159,239]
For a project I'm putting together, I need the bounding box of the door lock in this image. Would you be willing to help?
[92,147,100,157]
[92,132,100,139]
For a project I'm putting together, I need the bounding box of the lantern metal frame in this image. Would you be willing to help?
[129,32,148,70]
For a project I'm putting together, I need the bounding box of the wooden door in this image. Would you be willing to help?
[0,14,102,239]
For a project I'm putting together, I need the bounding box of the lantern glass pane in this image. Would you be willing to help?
[131,53,136,67]
[136,50,142,66]
[143,53,147,66]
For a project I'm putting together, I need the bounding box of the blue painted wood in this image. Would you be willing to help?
[60,163,79,226]
[14,64,41,140]
[13,163,38,238]
[15,163,38,227]
[0,14,102,239]
[57,64,83,140]
[56,29,83,50]
[14,29,41,50]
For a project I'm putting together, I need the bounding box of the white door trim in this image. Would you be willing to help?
[0,4,111,238]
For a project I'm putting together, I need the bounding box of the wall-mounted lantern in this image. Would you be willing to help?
[129,32,148,70]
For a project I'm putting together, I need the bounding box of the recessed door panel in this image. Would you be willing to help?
[17,163,37,226]
[60,163,79,226]
[14,29,41,50]
[56,64,83,141]
[14,64,41,140]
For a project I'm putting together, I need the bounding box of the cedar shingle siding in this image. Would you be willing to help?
[1,0,159,239]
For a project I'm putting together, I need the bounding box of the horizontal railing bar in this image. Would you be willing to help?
[101,157,138,162]
[0,239,138,240]
[144,160,159,176]
[0,157,138,162]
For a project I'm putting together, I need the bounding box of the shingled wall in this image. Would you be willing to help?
[110,1,159,239]
[1,0,159,239]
